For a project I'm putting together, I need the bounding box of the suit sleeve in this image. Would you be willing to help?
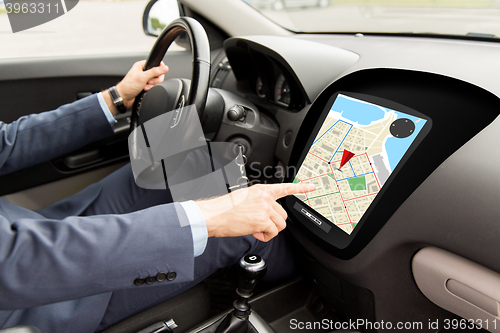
[0,201,195,310]
[0,94,114,176]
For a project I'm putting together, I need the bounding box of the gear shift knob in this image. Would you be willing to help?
[237,254,267,296]
[215,254,267,333]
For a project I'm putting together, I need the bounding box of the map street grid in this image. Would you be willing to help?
[293,94,426,235]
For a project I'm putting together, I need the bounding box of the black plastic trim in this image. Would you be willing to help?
[223,38,310,110]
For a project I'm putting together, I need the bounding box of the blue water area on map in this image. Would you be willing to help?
[385,112,426,171]
[332,94,427,172]
[331,95,385,125]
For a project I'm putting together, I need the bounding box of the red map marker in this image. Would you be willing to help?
[338,150,355,170]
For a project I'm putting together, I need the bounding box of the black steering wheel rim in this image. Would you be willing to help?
[130,17,211,131]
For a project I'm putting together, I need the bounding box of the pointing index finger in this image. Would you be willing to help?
[271,183,316,200]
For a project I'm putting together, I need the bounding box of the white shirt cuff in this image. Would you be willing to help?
[97,92,117,127]
[180,201,208,257]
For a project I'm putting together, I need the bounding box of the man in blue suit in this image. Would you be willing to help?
[0,61,314,332]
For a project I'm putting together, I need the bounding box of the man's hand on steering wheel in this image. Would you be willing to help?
[103,60,169,115]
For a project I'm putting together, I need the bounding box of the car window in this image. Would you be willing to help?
[0,0,183,59]
[242,0,500,39]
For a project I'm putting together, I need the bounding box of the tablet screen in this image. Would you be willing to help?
[293,94,428,234]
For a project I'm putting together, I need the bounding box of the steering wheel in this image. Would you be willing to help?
[128,17,213,190]
[130,17,211,130]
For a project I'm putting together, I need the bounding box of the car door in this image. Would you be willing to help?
[0,0,200,210]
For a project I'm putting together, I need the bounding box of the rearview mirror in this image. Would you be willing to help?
[142,0,181,37]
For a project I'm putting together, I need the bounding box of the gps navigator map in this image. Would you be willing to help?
[293,94,428,235]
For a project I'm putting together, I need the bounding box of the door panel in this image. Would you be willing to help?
[0,51,194,203]
[1,163,127,210]
[0,52,193,122]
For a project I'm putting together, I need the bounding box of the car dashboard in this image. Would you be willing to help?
[208,33,500,331]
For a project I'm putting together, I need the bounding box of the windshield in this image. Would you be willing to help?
[242,0,500,39]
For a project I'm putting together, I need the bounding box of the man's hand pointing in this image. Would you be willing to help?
[196,183,315,242]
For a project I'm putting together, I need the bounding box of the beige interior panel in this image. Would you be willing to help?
[1,163,126,210]
[413,247,500,332]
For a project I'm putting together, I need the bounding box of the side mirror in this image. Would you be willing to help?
[142,0,181,37]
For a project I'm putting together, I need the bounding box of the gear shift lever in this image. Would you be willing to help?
[233,254,267,318]
[215,254,267,333]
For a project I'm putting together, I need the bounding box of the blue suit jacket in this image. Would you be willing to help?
[0,95,195,332]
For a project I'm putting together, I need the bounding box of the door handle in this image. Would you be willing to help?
[63,149,103,169]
